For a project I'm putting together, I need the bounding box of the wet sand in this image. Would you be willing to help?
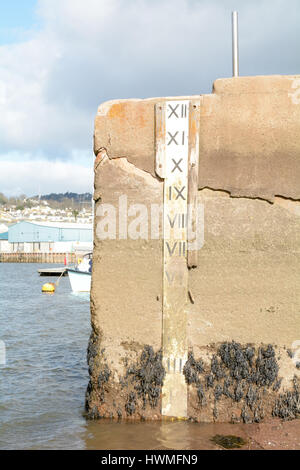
[85,418,300,450]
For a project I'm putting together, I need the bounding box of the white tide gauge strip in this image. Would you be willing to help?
[161,101,190,418]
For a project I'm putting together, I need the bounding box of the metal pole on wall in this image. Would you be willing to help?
[232,11,239,77]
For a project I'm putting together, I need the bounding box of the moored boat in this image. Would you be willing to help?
[67,253,92,292]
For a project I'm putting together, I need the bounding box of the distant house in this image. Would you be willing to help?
[4,221,93,254]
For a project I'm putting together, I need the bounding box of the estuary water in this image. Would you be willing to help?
[0,263,298,450]
[0,263,90,450]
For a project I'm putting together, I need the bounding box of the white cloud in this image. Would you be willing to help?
[0,0,299,195]
[0,158,93,197]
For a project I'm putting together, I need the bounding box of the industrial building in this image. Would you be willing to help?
[1,221,93,254]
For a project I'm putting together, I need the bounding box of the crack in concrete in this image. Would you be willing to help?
[198,186,300,210]
[94,153,300,214]
[95,149,162,185]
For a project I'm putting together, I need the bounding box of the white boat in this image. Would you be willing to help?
[67,253,92,292]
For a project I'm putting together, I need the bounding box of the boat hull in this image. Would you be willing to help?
[67,269,91,292]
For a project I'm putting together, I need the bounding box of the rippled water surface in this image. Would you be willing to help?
[0,263,90,450]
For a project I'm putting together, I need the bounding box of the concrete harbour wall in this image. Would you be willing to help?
[88,75,300,423]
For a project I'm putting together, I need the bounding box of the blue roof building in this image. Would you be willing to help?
[0,231,8,240]
[8,221,93,243]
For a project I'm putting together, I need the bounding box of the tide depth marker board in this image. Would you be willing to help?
[155,99,200,418]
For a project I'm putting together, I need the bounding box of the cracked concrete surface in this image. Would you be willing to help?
[90,75,300,422]
[94,75,300,201]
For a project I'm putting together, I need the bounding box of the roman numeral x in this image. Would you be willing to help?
[172,159,183,173]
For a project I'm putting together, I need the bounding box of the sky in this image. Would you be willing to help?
[0,0,299,197]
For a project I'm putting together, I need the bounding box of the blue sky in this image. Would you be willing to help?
[0,0,40,44]
[0,0,299,197]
